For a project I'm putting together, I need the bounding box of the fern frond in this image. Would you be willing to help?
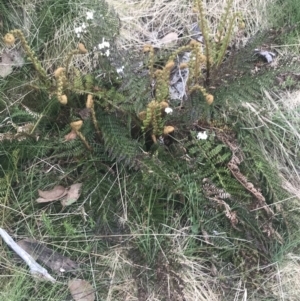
[97,112,141,165]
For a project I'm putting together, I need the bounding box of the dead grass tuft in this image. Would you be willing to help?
[111,0,273,50]
[268,254,300,301]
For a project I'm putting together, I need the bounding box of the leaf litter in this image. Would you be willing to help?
[60,183,83,207]
[37,185,67,202]
[15,239,95,300]
[68,279,95,301]
[0,49,24,78]
[16,238,80,274]
[36,183,82,207]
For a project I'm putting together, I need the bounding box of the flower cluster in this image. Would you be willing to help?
[74,11,94,38]
[86,11,94,20]
[116,65,124,74]
[74,23,87,38]
[165,107,173,114]
[197,131,208,140]
[96,37,110,57]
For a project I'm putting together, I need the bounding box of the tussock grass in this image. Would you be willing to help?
[111,0,272,50]
[235,89,300,213]
[272,253,300,301]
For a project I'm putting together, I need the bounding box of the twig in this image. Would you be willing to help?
[0,228,56,283]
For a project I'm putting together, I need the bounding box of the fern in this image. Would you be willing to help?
[97,112,142,165]
[186,132,245,197]
[0,175,10,198]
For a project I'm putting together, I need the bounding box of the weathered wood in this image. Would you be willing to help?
[0,228,56,283]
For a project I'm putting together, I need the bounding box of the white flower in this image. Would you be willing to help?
[74,23,87,37]
[74,26,82,37]
[116,66,124,74]
[165,107,173,114]
[97,37,110,50]
[105,49,110,57]
[197,131,208,140]
[86,11,94,20]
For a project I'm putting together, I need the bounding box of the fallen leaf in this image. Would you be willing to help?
[36,185,67,203]
[17,239,80,274]
[64,130,78,141]
[156,32,178,47]
[0,52,13,77]
[60,183,83,207]
[0,49,24,78]
[68,279,95,301]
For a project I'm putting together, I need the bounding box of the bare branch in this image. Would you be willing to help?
[0,228,56,283]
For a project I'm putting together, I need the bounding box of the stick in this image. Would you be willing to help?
[0,228,56,283]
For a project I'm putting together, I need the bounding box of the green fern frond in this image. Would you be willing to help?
[186,133,246,198]
[97,113,142,165]
[0,176,10,198]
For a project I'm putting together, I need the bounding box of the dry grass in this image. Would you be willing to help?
[265,254,300,301]
[111,0,274,51]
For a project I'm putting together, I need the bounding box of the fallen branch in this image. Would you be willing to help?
[0,228,56,283]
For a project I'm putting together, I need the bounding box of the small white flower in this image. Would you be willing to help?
[74,26,82,34]
[197,131,208,140]
[74,26,83,38]
[86,11,94,20]
[165,107,173,114]
[116,65,124,74]
[74,23,87,37]
[97,37,110,50]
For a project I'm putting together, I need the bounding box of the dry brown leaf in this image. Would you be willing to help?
[157,32,178,47]
[64,130,78,141]
[17,239,80,274]
[36,185,67,203]
[16,239,38,261]
[0,52,13,77]
[68,279,95,301]
[0,49,24,78]
[60,183,83,207]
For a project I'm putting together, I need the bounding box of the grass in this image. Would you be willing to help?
[1,0,300,300]
[110,0,272,50]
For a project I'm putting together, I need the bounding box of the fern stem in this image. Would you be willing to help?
[195,0,211,85]
[76,130,92,151]
[90,106,102,139]
[216,13,239,66]
[215,0,234,44]
[9,30,48,82]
